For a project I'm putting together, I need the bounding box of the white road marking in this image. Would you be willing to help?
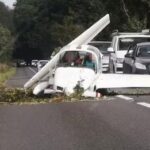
[116,95,134,102]
[137,102,150,108]
[28,67,37,74]
[103,96,115,101]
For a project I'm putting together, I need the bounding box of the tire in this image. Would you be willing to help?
[96,89,108,96]
[123,62,132,74]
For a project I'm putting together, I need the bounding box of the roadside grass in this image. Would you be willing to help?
[0,64,16,85]
[0,86,78,104]
[0,86,51,104]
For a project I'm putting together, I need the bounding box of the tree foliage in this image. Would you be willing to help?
[0,24,13,63]
[0,2,14,63]
[0,2,14,32]
[13,0,150,60]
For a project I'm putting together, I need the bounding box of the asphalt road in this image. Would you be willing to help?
[1,67,150,150]
[6,67,37,88]
[0,97,150,150]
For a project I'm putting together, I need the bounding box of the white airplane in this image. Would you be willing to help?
[24,14,150,97]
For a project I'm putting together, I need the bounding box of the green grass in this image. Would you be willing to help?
[0,87,50,104]
[0,64,16,85]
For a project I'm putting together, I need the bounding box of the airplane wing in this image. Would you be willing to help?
[94,74,150,89]
[24,14,110,89]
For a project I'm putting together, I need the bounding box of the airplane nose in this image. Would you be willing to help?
[79,69,95,89]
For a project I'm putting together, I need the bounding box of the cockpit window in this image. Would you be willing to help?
[58,51,97,71]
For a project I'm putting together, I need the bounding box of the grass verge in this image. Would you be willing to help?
[0,86,51,104]
[0,64,16,85]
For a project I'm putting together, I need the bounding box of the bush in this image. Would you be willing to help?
[0,63,9,72]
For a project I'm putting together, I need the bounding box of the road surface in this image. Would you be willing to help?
[0,96,150,150]
[6,67,37,88]
[1,67,150,150]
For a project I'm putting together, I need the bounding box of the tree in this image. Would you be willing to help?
[120,0,149,31]
[13,0,106,60]
[13,0,150,61]
[0,24,13,63]
[0,2,14,32]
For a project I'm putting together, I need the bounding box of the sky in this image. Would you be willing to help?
[0,0,16,8]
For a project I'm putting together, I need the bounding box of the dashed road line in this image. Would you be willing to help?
[137,102,150,108]
[116,95,134,102]
[28,67,37,74]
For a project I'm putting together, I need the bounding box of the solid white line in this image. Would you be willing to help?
[28,67,37,74]
[137,102,150,108]
[116,95,134,101]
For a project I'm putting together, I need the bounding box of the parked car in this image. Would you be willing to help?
[16,59,26,67]
[123,42,150,74]
[37,60,49,71]
[108,30,150,73]
[31,60,38,67]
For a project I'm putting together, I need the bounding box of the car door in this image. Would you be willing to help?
[123,46,136,73]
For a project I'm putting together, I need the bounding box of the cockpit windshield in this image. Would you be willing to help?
[58,51,97,71]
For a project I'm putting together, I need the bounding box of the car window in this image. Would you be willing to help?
[137,45,150,57]
[119,37,150,50]
[88,42,111,54]
[127,46,135,55]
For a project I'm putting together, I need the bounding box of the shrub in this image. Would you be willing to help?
[0,63,9,72]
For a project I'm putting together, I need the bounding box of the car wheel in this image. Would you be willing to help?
[123,63,132,74]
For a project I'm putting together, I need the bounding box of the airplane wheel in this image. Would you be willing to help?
[96,89,108,96]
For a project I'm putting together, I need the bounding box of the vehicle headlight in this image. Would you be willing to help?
[117,58,124,63]
[135,63,146,70]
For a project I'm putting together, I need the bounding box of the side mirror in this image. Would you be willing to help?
[125,53,134,59]
[107,47,114,53]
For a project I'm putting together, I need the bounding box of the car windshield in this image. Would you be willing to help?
[119,37,150,50]
[88,42,111,54]
[39,61,48,66]
[137,45,150,57]
[58,51,97,71]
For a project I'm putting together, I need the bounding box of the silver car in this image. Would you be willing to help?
[123,42,150,74]
[37,60,49,71]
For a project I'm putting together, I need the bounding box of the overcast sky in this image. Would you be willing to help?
[0,0,16,8]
